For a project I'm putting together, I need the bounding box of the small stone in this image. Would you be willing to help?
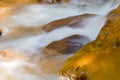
[0,30,2,36]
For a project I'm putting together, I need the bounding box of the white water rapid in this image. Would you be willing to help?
[0,0,120,80]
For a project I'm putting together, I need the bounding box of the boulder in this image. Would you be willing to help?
[59,5,120,80]
[43,35,90,54]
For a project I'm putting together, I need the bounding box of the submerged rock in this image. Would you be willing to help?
[38,0,69,4]
[43,14,97,32]
[0,30,2,36]
[59,5,120,80]
[43,35,90,54]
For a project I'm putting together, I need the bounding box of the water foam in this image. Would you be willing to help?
[0,0,120,80]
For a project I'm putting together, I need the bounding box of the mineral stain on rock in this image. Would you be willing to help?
[79,76,87,80]
[113,38,120,48]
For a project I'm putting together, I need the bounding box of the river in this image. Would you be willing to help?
[0,0,119,80]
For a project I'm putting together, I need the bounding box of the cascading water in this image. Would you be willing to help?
[0,0,120,80]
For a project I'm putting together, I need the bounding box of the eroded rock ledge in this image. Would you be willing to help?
[59,5,120,80]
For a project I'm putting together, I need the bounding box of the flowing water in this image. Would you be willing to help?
[0,0,120,80]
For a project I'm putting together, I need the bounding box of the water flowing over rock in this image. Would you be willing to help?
[43,35,90,54]
[43,14,97,32]
[38,0,69,4]
[0,0,119,80]
[59,5,120,80]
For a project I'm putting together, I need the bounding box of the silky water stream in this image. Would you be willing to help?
[0,0,119,80]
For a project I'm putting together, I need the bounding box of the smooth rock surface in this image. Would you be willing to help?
[59,5,120,80]
[43,14,97,32]
[43,35,90,54]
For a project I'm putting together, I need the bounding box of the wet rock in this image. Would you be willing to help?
[43,35,90,54]
[59,5,120,80]
[0,49,26,61]
[0,30,2,36]
[0,0,38,6]
[113,38,120,48]
[43,14,97,32]
[77,76,87,80]
[38,0,69,4]
[0,0,69,6]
